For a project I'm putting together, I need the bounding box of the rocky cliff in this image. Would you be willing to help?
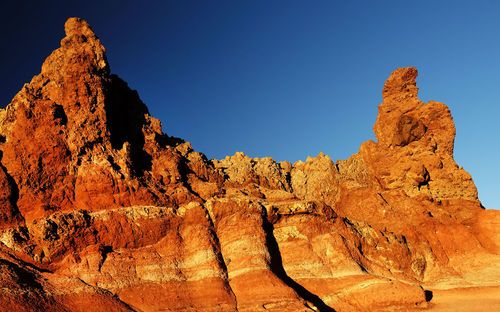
[0,18,498,312]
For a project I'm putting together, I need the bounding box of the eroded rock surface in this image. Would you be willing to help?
[0,18,498,312]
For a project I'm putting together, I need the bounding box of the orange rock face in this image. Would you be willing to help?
[0,17,498,312]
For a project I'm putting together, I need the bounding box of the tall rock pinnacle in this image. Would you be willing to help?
[374,67,453,152]
[0,17,215,222]
[348,67,478,202]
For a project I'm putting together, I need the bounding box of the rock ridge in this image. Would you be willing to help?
[0,18,498,312]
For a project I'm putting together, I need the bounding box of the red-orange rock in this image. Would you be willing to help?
[0,163,23,230]
[0,18,217,224]
[0,17,498,312]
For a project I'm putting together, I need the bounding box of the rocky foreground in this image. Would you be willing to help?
[0,18,498,312]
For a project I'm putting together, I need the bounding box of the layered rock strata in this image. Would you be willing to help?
[0,17,498,312]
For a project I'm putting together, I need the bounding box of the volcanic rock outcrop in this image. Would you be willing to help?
[0,18,498,312]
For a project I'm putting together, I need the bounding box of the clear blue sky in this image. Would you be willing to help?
[1,1,498,210]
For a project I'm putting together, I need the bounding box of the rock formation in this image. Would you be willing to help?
[0,17,498,312]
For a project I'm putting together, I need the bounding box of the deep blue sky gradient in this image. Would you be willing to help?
[1,1,498,209]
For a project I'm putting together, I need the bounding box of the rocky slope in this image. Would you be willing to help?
[0,17,498,312]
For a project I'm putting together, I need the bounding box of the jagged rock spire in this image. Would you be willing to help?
[0,18,207,222]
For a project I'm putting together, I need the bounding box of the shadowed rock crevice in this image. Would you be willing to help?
[262,216,336,312]
[52,104,68,126]
[393,114,426,146]
[0,259,43,289]
[0,161,24,228]
[105,75,152,175]
[424,290,433,302]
